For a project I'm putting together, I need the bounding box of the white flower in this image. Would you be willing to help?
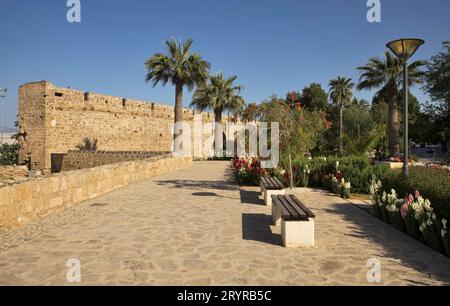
[370,184,375,195]
[419,225,425,232]
[432,213,437,221]
[377,180,382,189]
[442,219,448,229]
[442,229,448,238]
[391,189,397,198]
[427,219,433,226]
[424,199,433,212]
[344,182,351,189]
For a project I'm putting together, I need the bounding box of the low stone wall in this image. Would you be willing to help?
[0,165,29,183]
[60,150,172,171]
[0,155,192,232]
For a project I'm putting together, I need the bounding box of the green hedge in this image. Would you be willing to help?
[380,167,450,218]
[307,156,389,193]
[279,155,389,194]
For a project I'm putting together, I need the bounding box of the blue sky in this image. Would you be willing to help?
[0,0,449,128]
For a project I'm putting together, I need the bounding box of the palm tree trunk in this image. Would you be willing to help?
[339,104,344,156]
[214,108,223,157]
[174,83,184,153]
[387,86,400,157]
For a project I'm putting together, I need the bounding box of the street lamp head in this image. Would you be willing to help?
[386,38,425,60]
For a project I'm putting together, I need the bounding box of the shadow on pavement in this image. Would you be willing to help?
[242,213,281,246]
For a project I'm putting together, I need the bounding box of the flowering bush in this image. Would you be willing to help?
[340,179,351,199]
[442,219,449,257]
[233,156,266,186]
[370,179,448,256]
[296,164,310,187]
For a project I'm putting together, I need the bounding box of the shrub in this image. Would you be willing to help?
[233,157,266,186]
[380,167,450,218]
[370,180,447,256]
[0,143,20,165]
[308,155,389,194]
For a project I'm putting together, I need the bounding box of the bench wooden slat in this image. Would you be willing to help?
[272,195,293,220]
[270,177,284,189]
[272,194,314,221]
[284,195,310,220]
[291,195,315,218]
[260,177,269,186]
[281,195,309,221]
[261,176,284,190]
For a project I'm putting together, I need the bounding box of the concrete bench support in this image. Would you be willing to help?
[281,218,315,248]
[271,194,316,248]
[264,189,285,207]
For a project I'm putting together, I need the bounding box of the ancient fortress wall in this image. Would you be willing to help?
[18,81,216,171]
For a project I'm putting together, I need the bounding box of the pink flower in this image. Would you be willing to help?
[414,190,420,198]
[400,202,409,220]
[407,194,414,205]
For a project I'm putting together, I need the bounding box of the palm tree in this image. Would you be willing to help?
[191,73,244,156]
[329,77,355,155]
[357,51,425,157]
[145,38,210,150]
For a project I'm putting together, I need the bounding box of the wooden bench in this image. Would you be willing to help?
[260,177,285,207]
[271,194,315,247]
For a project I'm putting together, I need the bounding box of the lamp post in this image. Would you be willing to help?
[0,88,7,146]
[386,38,424,178]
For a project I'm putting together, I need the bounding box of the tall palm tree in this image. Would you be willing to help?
[357,51,425,157]
[145,38,210,150]
[329,77,355,155]
[191,73,244,156]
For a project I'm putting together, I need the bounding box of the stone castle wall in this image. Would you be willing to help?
[60,150,171,171]
[18,81,217,171]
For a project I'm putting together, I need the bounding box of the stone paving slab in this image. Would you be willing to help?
[0,161,450,285]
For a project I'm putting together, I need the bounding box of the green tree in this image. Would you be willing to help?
[423,42,450,107]
[357,51,425,157]
[191,73,244,156]
[423,41,450,146]
[241,103,261,123]
[329,77,355,155]
[343,104,376,155]
[261,98,329,188]
[301,83,329,111]
[145,38,210,148]
[285,83,328,111]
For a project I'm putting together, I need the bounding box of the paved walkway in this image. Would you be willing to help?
[1,161,450,285]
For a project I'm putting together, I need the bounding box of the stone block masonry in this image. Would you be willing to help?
[60,150,172,171]
[18,81,217,171]
[0,155,192,232]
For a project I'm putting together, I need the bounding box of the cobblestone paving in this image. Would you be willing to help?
[1,161,450,285]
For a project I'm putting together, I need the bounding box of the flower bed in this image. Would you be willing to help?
[370,180,450,258]
[380,167,450,217]
[232,157,266,186]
